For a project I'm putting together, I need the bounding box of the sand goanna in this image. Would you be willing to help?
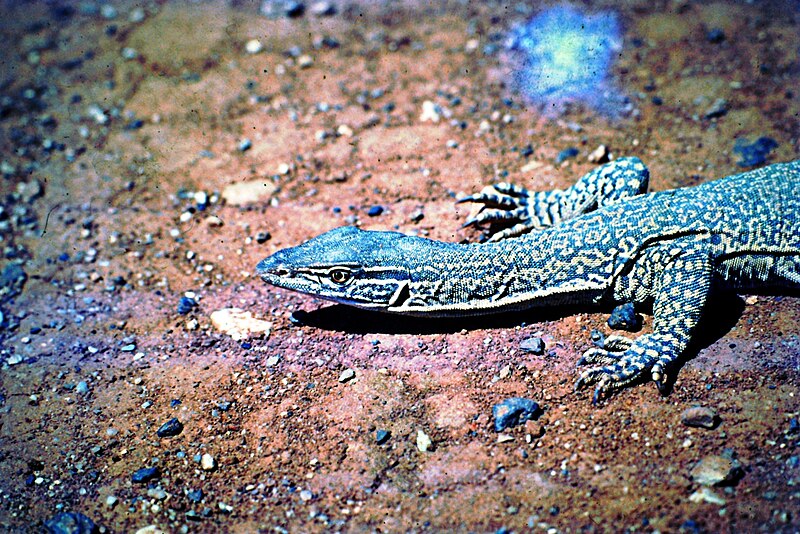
[257,158,800,401]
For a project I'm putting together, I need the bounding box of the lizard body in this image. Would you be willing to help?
[257,158,800,400]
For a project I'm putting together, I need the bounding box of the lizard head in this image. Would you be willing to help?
[256,226,417,310]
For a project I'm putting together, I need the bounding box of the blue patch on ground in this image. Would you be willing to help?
[505,5,622,113]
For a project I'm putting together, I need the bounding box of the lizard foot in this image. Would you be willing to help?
[574,335,666,403]
[458,183,553,241]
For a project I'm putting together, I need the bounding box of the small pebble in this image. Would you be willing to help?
[284,1,305,17]
[681,406,720,429]
[297,55,314,68]
[238,138,252,152]
[187,489,203,502]
[156,417,184,438]
[376,429,390,444]
[367,205,384,217]
[265,355,280,367]
[310,1,336,16]
[106,495,118,508]
[338,368,355,383]
[416,429,433,452]
[177,296,198,315]
[299,489,313,502]
[703,98,729,119]
[556,147,579,163]
[607,302,641,331]
[497,433,515,444]
[706,28,725,43]
[200,453,216,471]
[587,144,610,164]
[519,337,545,355]
[493,398,542,432]
[100,4,117,19]
[131,466,160,483]
[75,381,90,395]
[419,100,441,123]
[245,39,263,54]
[121,47,138,60]
[129,7,146,23]
[688,487,726,505]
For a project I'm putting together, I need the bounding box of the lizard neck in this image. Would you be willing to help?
[389,228,612,315]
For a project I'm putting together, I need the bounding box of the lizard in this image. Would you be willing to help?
[256,157,800,401]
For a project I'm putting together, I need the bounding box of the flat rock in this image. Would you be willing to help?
[690,454,743,486]
[210,308,272,341]
[222,180,278,206]
[681,406,720,429]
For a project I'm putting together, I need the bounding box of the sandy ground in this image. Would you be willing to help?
[0,0,798,532]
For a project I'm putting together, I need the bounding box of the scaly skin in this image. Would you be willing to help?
[257,158,800,401]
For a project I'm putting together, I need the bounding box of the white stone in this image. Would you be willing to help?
[201,453,216,471]
[221,180,278,206]
[210,308,272,341]
[245,39,263,54]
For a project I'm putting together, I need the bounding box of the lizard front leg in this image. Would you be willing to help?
[459,157,649,241]
[575,238,714,402]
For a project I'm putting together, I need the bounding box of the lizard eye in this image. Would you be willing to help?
[329,268,352,285]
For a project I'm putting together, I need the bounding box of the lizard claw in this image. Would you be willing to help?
[592,385,605,405]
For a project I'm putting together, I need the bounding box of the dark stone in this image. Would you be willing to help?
[787,417,799,435]
[519,337,545,355]
[187,489,204,502]
[520,144,534,158]
[177,296,197,315]
[0,263,27,300]
[255,231,271,244]
[376,429,390,444]
[43,512,98,534]
[492,397,541,432]
[556,147,579,164]
[156,418,184,438]
[367,205,384,217]
[607,302,642,332]
[131,466,160,483]
[284,1,305,17]
[706,28,725,43]
[703,98,729,119]
[733,136,778,167]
